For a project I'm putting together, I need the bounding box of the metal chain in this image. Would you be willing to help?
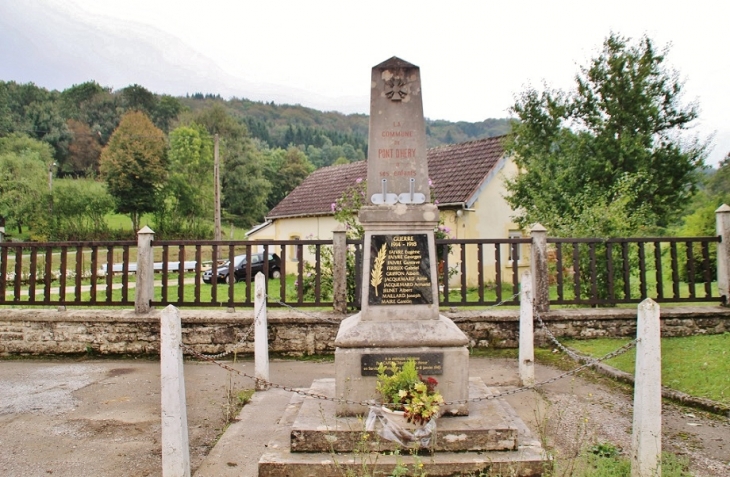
[442,338,637,405]
[181,289,637,406]
[534,308,590,362]
[266,294,343,324]
[181,343,376,407]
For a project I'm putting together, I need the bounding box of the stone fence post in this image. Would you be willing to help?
[716,204,730,306]
[530,223,549,313]
[332,227,348,314]
[160,305,191,477]
[135,226,155,314]
[518,270,535,386]
[631,298,661,476]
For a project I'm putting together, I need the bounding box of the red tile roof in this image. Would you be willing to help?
[266,136,506,219]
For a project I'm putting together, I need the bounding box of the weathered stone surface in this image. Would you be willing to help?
[0,307,727,356]
[291,378,517,453]
[335,345,469,417]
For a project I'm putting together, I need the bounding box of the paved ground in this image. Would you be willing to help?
[0,356,728,476]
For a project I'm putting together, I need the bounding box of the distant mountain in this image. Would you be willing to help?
[180,95,511,152]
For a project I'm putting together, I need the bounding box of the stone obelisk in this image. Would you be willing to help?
[334,57,469,416]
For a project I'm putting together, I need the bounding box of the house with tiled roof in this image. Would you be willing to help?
[249,136,526,285]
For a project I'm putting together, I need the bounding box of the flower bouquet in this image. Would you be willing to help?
[375,358,444,426]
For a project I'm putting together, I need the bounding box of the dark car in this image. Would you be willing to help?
[202,253,281,284]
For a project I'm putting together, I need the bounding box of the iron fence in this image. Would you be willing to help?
[548,236,722,305]
[0,234,723,308]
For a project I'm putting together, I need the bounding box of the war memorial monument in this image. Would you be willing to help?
[258,57,546,476]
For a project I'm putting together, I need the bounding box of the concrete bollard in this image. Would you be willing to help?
[254,272,270,391]
[631,298,662,477]
[135,226,155,314]
[519,270,535,386]
[530,223,549,313]
[715,204,730,305]
[160,305,190,477]
[332,227,348,314]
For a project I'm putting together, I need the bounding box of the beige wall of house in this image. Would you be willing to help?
[438,157,529,288]
[249,215,341,270]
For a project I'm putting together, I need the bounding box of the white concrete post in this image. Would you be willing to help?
[715,204,730,306]
[135,226,155,314]
[530,223,549,313]
[519,270,535,386]
[332,227,348,313]
[254,272,269,391]
[160,305,190,477]
[631,298,662,477]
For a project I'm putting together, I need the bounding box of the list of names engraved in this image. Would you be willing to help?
[369,234,432,305]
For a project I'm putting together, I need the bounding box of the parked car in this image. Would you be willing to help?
[202,253,281,284]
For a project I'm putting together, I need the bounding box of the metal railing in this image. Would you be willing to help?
[548,236,721,306]
[0,234,723,308]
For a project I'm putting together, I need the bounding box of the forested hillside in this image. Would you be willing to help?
[0,80,510,239]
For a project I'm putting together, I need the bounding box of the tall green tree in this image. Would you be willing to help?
[155,123,214,237]
[120,84,157,116]
[505,33,706,234]
[263,146,313,209]
[221,139,271,227]
[0,135,52,235]
[187,104,272,227]
[99,111,167,230]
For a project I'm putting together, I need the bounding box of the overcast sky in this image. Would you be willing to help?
[1,0,728,166]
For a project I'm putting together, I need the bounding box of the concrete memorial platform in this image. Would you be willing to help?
[258,381,546,477]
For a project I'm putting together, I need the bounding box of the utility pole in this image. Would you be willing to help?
[48,162,56,216]
[214,134,222,241]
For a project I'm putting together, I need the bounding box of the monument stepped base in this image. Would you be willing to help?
[258,378,547,477]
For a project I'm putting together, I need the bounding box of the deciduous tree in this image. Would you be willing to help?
[154,123,214,237]
[263,146,313,210]
[505,33,706,234]
[99,111,167,230]
[66,119,102,174]
[0,135,52,234]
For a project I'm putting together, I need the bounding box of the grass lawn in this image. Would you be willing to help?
[560,334,730,405]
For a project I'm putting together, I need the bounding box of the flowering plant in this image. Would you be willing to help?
[376,358,444,426]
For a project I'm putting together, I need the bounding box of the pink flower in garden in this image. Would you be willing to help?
[434,200,439,205]
[331,203,336,212]
[355,177,363,183]
[428,178,433,187]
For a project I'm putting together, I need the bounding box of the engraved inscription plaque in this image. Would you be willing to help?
[368,234,432,305]
[361,353,444,376]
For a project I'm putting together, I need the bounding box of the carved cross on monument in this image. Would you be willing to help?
[334,57,470,416]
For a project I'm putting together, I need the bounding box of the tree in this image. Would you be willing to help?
[60,81,106,119]
[99,111,167,230]
[505,33,706,234]
[50,178,115,240]
[155,123,214,237]
[186,104,272,227]
[120,84,157,115]
[66,119,102,174]
[221,142,271,227]
[0,135,52,235]
[263,146,313,209]
[153,95,183,133]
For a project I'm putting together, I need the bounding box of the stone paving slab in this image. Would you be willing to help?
[290,378,519,453]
